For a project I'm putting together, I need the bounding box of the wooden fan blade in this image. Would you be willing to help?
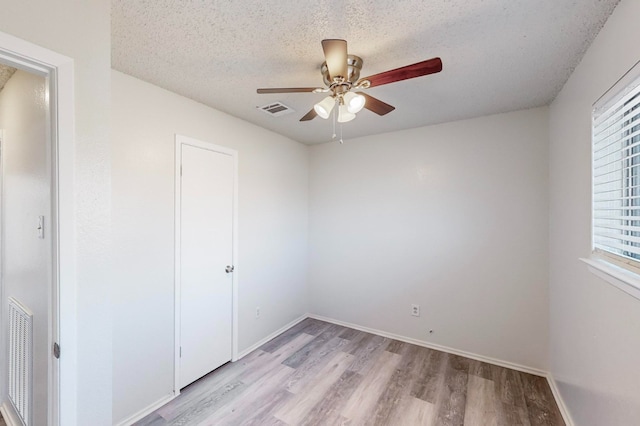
[359,57,442,88]
[300,108,317,121]
[321,39,348,80]
[257,87,320,94]
[361,93,395,115]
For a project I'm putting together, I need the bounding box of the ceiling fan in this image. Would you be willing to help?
[257,39,442,123]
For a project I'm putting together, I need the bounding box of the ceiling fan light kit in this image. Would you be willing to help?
[257,38,442,137]
[343,91,366,114]
[314,96,336,119]
[337,104,356,123]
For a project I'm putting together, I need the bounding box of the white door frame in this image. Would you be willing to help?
[174,134,239,395]
[0,31,76,426]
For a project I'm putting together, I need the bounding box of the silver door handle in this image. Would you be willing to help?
[225,265,234,273]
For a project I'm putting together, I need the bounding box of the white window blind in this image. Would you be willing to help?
[593,65,640,264]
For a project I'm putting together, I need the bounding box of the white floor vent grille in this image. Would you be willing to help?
[8,297,33,426]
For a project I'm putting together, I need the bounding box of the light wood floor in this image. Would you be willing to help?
[135,318,564,425]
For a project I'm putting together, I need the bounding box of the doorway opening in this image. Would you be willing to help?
[0,31,76,426]
[0,64,51,426]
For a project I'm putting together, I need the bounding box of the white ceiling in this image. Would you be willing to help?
[112,0,619,145]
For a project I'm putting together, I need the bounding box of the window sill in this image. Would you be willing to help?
[580,257,640,301]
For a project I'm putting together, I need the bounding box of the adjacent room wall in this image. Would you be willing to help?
[0,1,112,424]
[111,70,309,423]
[0,70,49,426]
[548,0,640,424]
[309,107,550,371]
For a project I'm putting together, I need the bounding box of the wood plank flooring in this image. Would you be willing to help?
[135,319,564,426]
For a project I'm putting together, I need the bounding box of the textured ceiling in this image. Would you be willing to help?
[112,0,619,145]
[0,64,16,92]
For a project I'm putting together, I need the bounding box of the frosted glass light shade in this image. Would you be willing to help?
[314,96,335,119]
[338,104,356,123]
[344,92,365,113]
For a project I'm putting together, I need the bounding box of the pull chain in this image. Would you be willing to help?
[332,99,337,139]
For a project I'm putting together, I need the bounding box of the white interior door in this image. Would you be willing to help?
[179,142,234,389]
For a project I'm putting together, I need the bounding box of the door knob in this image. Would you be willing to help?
[225,265,234,273]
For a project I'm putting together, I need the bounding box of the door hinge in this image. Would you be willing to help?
[180,165,182,176]
[180,346,182,358]
[53,342,60,359]
[38,215,45,239]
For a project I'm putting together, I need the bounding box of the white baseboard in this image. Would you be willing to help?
[307,313,548,377]
[235,314,308,360]
[114,393,175,426]
[546,374,574,426]
[0,401,21,426]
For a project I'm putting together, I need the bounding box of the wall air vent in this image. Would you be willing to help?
[258,102,295,117]
[8,297,33,426]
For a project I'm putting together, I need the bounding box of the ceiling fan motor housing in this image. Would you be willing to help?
[321,55,363,87]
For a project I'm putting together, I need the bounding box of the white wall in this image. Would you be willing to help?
[0,70,49,425]
[309,107,550,370]
[549,0,640,424]
[0,2,112,424]
[111,70,309,423]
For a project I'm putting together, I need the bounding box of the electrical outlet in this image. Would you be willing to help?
[256,307,260,319]
[411,304,420,317]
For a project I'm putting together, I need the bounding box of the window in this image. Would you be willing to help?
[592,62,640,268]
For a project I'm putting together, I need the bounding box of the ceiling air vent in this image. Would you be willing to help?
[258,102,295,117]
